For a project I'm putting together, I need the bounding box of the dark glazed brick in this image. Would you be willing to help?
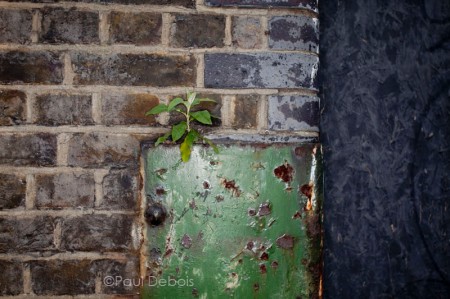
[232,95,260,129]
[0,9,32,44]
[61,215,134,252]
[67,133,139,168]
[109,12,161,45]
[96,258,139,294]
[40,8,99,44]
[0,51,63,84]
[168,93,222,127]
[268,95,319,131]
[0,133,57,166]
[101,169,139,210]
[0,90,27,126]
[0,174,26,210]
[232,16,263,49]
[205,0,318,12]
[30,260,96,295]
[170,14,225,48]
[0,216,55,253]
[205,53,319,89]
[0,260,23,295]
[35,172,95,209]
[34,94,94,126]
[71,52,196,86]
[102,93,160,126]
[269,16,319,53]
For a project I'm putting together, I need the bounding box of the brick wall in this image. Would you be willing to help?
[0,0,319,297]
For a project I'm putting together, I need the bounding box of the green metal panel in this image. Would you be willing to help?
[142,143,322,299]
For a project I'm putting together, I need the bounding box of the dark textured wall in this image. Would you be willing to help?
[320,0,450,298]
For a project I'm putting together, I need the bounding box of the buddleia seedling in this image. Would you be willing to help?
[146,91,219,162]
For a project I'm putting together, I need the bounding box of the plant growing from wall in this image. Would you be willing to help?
[146,91,219,162]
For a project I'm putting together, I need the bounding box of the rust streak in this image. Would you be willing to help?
[274,161,294,183]
[221,178,241,197]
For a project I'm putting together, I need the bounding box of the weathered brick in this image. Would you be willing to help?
[109,12,161,45]
[0,216,55,253]
[269,16,319,53]
[170,14,225,48]
[0,260,23,295]
[71,52,196,86]
[0,90,27,126]
[67,133,139,168]
[0,174,26,210]
[268,95,319,131]
[232,94,260,129]
[60,215,134,252]
[0,51,63,84]
[30,260,96,295]
[205,0,318,12]
[34,94,94,126]
[96,258,139,294]
[35,172,95,209]
[12,0,195,7]
[205,53,319,89]
[168,93,222,127]
[0,9,32,44]
[232,16,263,49]
[0,133,57,166]
[101,169,139,210]
[101,93,160,126]
[40,8,99,44]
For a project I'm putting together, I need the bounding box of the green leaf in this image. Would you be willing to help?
[187,91,197,104]
[155,132,171,146]
[202,137,219,154]
[167,97,184,112]
[190,110,212,125]
[145,104,168,115]
[171,121,187,142]
[180,130,199,162]
[192,98,216,106]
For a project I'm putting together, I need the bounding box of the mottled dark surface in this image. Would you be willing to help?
[0,174,26,210]
[109,12,162,45]
[320,1,450,298]
[0,260,23,295]
[205,0,317,12]
[0,90,27,126]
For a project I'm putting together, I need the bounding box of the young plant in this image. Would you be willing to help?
[146,91,219,162]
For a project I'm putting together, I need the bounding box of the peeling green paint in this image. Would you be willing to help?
[142,143,322,299]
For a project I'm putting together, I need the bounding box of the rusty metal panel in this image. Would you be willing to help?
[142,143,322,298]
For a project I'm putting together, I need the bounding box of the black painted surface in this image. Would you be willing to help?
[320,1,450,298]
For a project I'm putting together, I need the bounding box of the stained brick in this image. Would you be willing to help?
[40,8,99,44]
[71,52,196,86]
[109,12,161,45]
[101,93,160,126]
[101,169,139,210]
[0,9,32,44]
[0,51,63,84]
[170,14,225,48]
[0,217,55,253]
[66,133,140,168]
[60,215,134,252]
[205,0,318,12]
[168,93,222,127]
[0,174,26,210]
[35,172,95,209]
[232,16,263,49]
[268,95,319,131]
[0,90,26,126]
[11,0,195,7]
[96,258,139,294]
[205,53,319,89]
[34,94,94,126]
[269,16,319,53]
[232,95,260,129]
[30,260,96,295]
[0,260,23,295]
[0,133,57,166]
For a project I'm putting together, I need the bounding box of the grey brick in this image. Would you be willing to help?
[109,12,161,45]
[101,169,139,210]
[268,95,319,131]
[0,174,26,210]
[35,172,95,209]
[0,90,27,126]
[0,9,32,44]
[205,53,318,89]
[205,0,318,12]
[269,16,319,53]
[232,16,263,49]
[0,260,23,295]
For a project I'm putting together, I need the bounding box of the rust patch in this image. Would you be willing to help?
[260,252,269,261]
[276,234,295,249]
[253,283,260,291]
[155,187,166,196]
[181,234,192,249]
[274,161,294,183]
[221,178,241,197]
[246,241,254,251]
[257,202,271,216]
[300,183,314,211]
[271,261,279,269]
[203,180,210,189]
[259,263,267,274]
[164,248,173,258]
[248,208,257,216]
[215,195,224,202]
[189,199,197,210]
[292,211,302,219]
